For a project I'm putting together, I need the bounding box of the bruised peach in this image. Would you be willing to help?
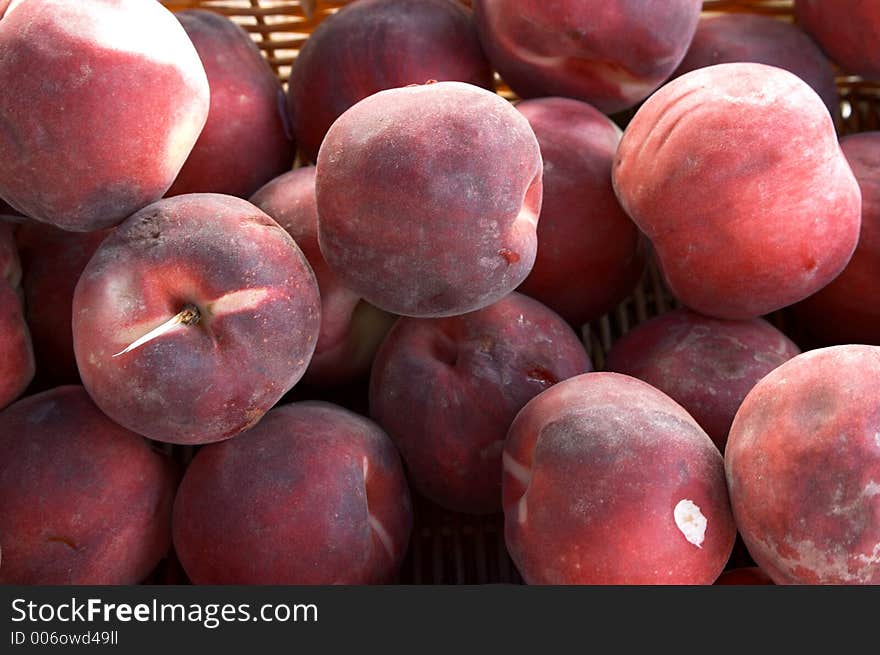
[0,0,209,231]
[173,401,413,584]
[72,193,321,445]
[472,0,702,114]
[369,292,592,514]
[250,167,395,387]
[503,372,736,584]
[287,0,493,163]
[725,345,880,585]
[316,81,542,318]
[166,10,294,198]
[0,386,176,584]
[605,308,801,452]
[612,63,861,320]
[514,97,646,326]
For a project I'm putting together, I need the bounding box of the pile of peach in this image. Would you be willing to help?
[0,0,878,586]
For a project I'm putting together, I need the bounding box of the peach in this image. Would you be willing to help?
[672,14,839,119]
[173,401,413,584]
[316,81,543,318]
[503,372,736,584]
[166,10,294,199]
[0,0,209,231]
[726,345,880,584]
[72,193,321,445]
[612,63,861,320]
[369,292,592,514]
[796,0,880,79]
[15,221,111,388]
[792,133,880,345]
[0,222,34,409]
[472,0,702,114]
[604,308,801,452]
[0,386,176,584]
[287,0,494,163]
[250,167,395,387]
[514,97,647,326]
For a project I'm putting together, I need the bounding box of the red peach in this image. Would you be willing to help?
[172,401,413,584]
[316,81,543,318]
[250,167,396,387]
[726,345,880,584]
[369,292,592,514]
[287,0,494,163]
[504,372,736,584]
[166,10,294,199]
[0,0,209,231]
[514,97,647,326]
[612,63,861,320]
[0,386,176,584]
[0,222,33,409]
[796,0,880,79]
[72,193,321,445]
[604,308,801,452]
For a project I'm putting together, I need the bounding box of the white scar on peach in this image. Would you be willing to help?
[502,451,532,487]
[674,499,707,548]
[364,456,396,560]
[112,287,272,357]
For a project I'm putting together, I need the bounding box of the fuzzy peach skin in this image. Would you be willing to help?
[72,193,321,445]
[612,63,861,320]
[672,13,839,119]
[472,0,701,114]
[726,345,880,584]
[16,221,111,388]
[250,167,395,387]
[173,401,413,584]
[0,386,176,584]
[514,97,647,326]
[796,0,880,79]
[0,222,34,409]
[166,10,294,198]
[369,292,592,514]
[503,372,736,584]
[604,308,801,452]
[287,0,494,163]
[317,81,543,318]
[0,0,209,231]
[792,133,880,345]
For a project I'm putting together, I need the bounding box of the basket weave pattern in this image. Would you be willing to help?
[154,0,880,585]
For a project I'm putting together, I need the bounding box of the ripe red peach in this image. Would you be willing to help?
[726,345,880,584]
[72,193,321,445]
[0,386,176,584]
[317,81,543,318]
[0,0,209,231]
[504,372,735,584]
[173,401,413,584]
[612,63,861,320]
[0,222,33,409]
[250,167,395,387]
[15,221,111,388]
[369,292,592,514]
[287,0,494,163]
[672,14,839,119]
[472,0,702,114]
[166,10,294,198]
[792,133,880,345]
[796,0,880,79]
[514,97,647,326]
[604,308,801,452]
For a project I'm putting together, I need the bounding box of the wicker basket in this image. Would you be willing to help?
[147,0,880,585]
